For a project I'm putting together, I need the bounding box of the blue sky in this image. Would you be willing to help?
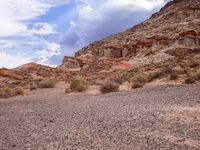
[0,0,168,68]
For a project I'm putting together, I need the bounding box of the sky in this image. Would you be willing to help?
[0,0,169,68]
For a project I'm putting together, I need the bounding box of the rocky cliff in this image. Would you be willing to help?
[61,0,200,70]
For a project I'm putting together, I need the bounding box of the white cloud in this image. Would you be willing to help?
[79,6,94,21]
[0,52,32,68]
[61,0,167,53]
[0,0,69,37]
[35,42,62,66]
[104,0,165,10]
[28,22,57,35]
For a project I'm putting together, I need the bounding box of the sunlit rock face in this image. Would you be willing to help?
[60,56,81,70]
[61,0,200,69]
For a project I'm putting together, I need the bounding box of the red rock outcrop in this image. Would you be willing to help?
[61,0,200,70]
[0,68,24,80]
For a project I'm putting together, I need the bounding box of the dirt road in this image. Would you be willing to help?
[0,84,200,150]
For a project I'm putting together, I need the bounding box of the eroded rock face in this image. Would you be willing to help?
[61,0,200,69]
[0,68,24,80]
[60,56,81,70]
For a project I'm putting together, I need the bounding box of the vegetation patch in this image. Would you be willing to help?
[131,73,148,84]
[190,61,199,68]
[193,71,200,81]
[132,82,144,89]
[0,86,25,99]
[65,86,72,93]
[29,83,38,90]
[100,81,119,94]
[39,78,57,88]
[170,72,178,80]
[184,77,195,84]
[147,71,162,82]
[70,78,88,92]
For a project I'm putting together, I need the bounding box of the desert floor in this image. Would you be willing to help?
[0,83,200,150]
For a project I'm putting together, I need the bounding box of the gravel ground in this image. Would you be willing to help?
[0,84,200,150]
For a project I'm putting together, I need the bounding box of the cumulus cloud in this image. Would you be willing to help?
[34,42,62,66]
[27,22,57,36]
[0,52,32,68]
[0,0,69,37]
[60,0,167,54]
[0,0,68,67]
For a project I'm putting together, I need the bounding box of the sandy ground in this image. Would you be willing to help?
[0,83,200,150]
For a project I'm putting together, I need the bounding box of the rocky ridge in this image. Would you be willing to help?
[60,0,200,70]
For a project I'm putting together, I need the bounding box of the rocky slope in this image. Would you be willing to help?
[14,63,70,80]
[60,0,200,70]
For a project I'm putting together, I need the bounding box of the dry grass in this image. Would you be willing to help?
[147,71,162,82]
[70,78,88,92]
[170,72,178,80]
[193,71,200,81]
[132,82,144,89]
[38,78,57,88]
[131,73,148,84]
[184,77,195,84]
[15,87,25,95]
[159,65,174,75]
[0,86,25,99]
[190,61,199,68]
[100,81,119,94]
[65,87,71,93]
[29,83,38,90]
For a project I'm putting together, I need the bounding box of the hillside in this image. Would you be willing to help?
[0,0,200,99]
[61,0,200,70]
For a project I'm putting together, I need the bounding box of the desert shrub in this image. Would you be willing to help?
[132,82,144,89]
[131,74,148,84]
[0,86,24,98]
[170,72,178,80]
[65,87,71,93]
[184,77,195,84]
[0,87,14,98]
[193,71,200,81]
[15,87,25,95]
[30,84,38,90]
[110,72,130,85]
[100,81,119,94]
[160,65,174,74]
[147,71,162,82]
[38,78,57,88]
[111,77,124,84]
[10,80,21,85]
[190,61,199,68]
[70,78,88,92]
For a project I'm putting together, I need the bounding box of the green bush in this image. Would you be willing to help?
[39,78,57,88]
[100,81,119,94]
[70,78,88,92]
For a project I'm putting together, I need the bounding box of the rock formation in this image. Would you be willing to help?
[0,68,24,80]
[61,0,200,70]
